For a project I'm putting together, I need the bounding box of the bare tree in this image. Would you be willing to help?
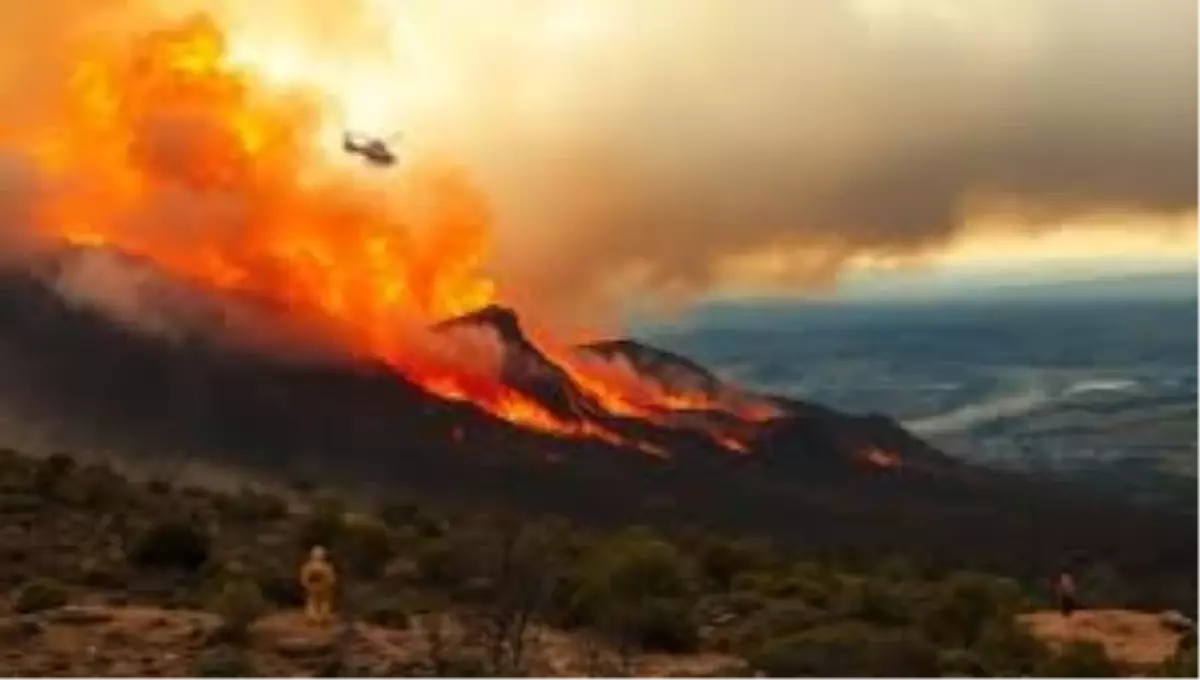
[473,515,566,675]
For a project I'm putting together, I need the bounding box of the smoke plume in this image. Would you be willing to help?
[407,0,1197,322]
[0,0,1195,332]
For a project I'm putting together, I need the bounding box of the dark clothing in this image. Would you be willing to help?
[1059,593,1077,617]
[1055,571,1078,617]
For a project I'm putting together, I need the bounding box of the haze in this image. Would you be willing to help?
[2,0,1196,328]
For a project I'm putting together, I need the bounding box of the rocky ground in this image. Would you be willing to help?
[1019,609,1190,671]
[0,603,744,677]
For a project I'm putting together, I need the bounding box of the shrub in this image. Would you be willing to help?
[936,648,989,677]
[257,567,306,608]
[972,618,1048,676]
[33,452,76,495]
[732,600,824,649]
[919,572,1023,647]
[569,530,700,653]
[748,621,938,677]
[624,598,700,653]
[415,533,493,588]
[697,538,771,591]
[194,647,257,677]
[1157,646,1199,678]
[841,579,914,627]
[210,578,266,645]
[13,578,68,613]
[226,487,288,523]
[129,517,212,571]
[69,464,126,508]
[295,497,346,551]
[340,516,395,579]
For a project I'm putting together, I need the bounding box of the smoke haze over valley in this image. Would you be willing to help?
[639,279,1198,506]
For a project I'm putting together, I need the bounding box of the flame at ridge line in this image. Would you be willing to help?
[10,11,778,457]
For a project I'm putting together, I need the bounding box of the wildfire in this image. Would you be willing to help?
[10,14,566,432]
[863,447,902,469]
[550,348,779,452]
[4,12,773,456]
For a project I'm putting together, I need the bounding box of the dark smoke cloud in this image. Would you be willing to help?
[0,0,1195,334]
[406,0,1197,325]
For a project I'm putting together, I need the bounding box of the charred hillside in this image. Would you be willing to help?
[0,263,1192,603]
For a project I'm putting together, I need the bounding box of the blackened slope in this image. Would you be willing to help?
[575,338,951,470]
[436,305,603,421]
[0,268,1191,608]
[431,308,731,458]
[579,339,727,397]
[576,338,829,416]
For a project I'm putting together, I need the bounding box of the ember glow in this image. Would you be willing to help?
[3,12,776,454]
[863,448,902,470]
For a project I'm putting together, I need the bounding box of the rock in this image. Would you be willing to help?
[274,636,335,659]
[45,606,114,625]
[711,612,738,626]
[1161,610,1195,632]
[0,618,44,642]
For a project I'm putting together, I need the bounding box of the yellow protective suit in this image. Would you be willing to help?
[300,545,337,626]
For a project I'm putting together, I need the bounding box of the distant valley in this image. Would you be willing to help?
[640,293,1198,507]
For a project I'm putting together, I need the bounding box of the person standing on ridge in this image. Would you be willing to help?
[300,545,337,627]
[1056,568,1078,618]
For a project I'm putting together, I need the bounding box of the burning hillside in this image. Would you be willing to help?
[0,12,788,455]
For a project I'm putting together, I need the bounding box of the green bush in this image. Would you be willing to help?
[625,598,700,653]
[731,600,825,649]
[567,530,700,653]
[573,530,696,609]
[210,578,266,644]
[936,648,989,677]
[971,618,1048,676]
[841,578,914,627]
[33,452,76,495]
[749,621,938,677]
[225,487,288,523]
[68,464,126,508]
[1037,641,1121,677]
[257,567,306,608]
[194,647,257,677]
[1157,646,1199,678]
[295,498,347,550]
[129,517,212,571]
[919,572,1023,647]
[697,538,771,591]
[340,516,396,579]
[13,578,68,613]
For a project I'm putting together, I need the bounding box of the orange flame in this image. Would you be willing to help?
[548,346,779,452]
[4,14,771,456]
[8,15,592,437]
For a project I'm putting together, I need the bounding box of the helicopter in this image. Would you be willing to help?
[342,131,401,167]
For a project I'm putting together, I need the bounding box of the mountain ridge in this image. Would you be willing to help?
[0,260,1192,600]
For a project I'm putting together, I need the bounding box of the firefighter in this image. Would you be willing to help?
[300,545,337,626]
